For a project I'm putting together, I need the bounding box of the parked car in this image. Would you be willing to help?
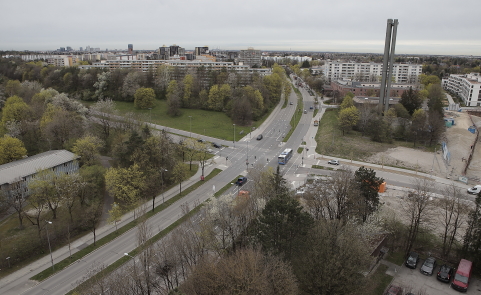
[385,285,402,295]
[420,257,436,275]
[328,159,340,165]
[304,109,307,114]
[437,264,454,283]
[452,259,473,292]
[467,185,481,194]
[256,134,263,140]
[289,102,293,105]
[235,177,247,186]
[212,142,221,148]
[405,252,419,269]
[309,106,314,109]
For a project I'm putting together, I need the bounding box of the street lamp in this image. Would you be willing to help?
[233,124,236,148]
[188,116,192,138]
[124,253,136,269]
[6,257,10,268]
[45,221,54,272]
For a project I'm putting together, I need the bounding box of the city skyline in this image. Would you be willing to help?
[2,0,480,56]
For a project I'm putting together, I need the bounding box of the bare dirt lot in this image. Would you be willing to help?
[367,111,481,185]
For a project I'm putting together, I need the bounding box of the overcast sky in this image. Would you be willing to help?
[2,0,480,56]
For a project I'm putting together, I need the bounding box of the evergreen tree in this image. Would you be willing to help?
[463,192,481,266]
[354,166,384,222]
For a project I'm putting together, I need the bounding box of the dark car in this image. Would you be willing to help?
[212,142,221,148]
[420,257,436,276]
[235,177,247,186]
[256,134,263,140]
[197,138,205,143]
[437,264,454,283]
[405,252,419,269]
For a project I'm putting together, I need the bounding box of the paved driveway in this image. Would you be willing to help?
[381,260,481,294]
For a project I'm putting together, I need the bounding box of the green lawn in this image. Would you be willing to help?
[112,100,262,141]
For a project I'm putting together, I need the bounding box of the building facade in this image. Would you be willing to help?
[331,79,416,98]
[0,150,79,200]
[238,48,261,67]
[442,73,481,107]
[323,61,423,84]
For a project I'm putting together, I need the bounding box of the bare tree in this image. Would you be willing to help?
[403,178,435,257]
[437,184,469,258]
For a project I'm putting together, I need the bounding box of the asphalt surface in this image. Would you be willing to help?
[0,78,473,295]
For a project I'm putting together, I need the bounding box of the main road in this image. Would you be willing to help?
[2,78,471,295]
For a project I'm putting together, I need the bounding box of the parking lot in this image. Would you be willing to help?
[382,259,481,294]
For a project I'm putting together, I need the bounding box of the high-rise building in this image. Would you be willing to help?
[239,48,261,67]
[128,44,133,55]
[195,46,209,56]
[158,45,170,60]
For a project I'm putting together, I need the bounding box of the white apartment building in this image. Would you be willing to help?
[323,61,423,84]
[442,73,481,107]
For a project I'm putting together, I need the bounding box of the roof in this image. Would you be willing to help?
[0,150,78,185]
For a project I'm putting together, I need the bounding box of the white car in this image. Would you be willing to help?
[467,185,481,195]
[328,159,340,165]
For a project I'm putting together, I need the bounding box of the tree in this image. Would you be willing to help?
[1,96,31,127]
[0,135,27,165]
[0,183,27,227]
[134,87,155,109]
[182,74,194,108]
[340,95,354,110]
[108,202,123,231]
[292,220,371,295]
[354,166,384,222]
[56,172,84,223]
[105,164,146,212]
[438,184,468,258]
[463,192,481,266]
[255,193,314,260]
[403,178,434,257]
[427,83,444,116]
[426,111,445,146]
[5,80,21,97]
[72,135,104,166]
[122,71,143,101]
[83,200,103,246]
[410,109,427,147]
[338,106,360,135]
[166,80,181,116]
[90,98,118,139]
[399,87,422,115]
[171,162,188,195]
[182,138,200,171]
[180,248,298,295]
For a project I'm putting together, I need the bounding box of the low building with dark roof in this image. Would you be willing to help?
[0,150,79,200]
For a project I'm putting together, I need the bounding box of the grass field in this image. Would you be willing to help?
[314,108,437,162]
[112,100,268,141]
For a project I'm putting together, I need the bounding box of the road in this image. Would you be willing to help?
[1,78,472,295]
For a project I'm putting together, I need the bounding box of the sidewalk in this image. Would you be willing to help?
[0,161,221,292]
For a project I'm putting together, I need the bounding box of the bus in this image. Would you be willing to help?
[451,259,472,292]
[278,148,293,165]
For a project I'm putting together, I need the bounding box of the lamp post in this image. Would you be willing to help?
[188,116,192,138]
[45,221,54,272]
[233,124,236,148]
[161,168,168,204]
[124,253,136,269]
[6,257,10,268]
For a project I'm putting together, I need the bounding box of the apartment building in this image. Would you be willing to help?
[323,61,423,84]
[331,79,416,98]
[442,73,481,107]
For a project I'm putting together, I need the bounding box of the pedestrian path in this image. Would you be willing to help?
[0,161,220,293]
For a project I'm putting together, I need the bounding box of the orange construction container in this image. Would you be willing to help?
[378,182,386,193]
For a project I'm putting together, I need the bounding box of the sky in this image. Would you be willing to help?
[1,0,480,56]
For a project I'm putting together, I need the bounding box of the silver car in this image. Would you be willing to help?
[328,159,340,165]
[420,257,436,276]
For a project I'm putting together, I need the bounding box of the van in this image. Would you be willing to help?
[451,259,472,292]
